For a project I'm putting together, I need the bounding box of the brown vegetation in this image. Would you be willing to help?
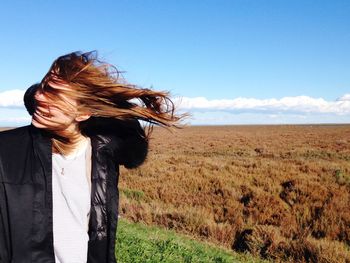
[119,125,350,262]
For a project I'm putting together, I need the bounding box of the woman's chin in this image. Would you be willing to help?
[31,118,47,129]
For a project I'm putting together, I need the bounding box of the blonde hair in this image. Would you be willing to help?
[38,51,184,154]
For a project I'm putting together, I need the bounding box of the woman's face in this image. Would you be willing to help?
[31,82,89,133]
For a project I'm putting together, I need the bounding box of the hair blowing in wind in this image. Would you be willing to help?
[36,51,185,154]
[40,51,184,127]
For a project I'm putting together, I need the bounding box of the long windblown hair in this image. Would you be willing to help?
[37,51,184,154]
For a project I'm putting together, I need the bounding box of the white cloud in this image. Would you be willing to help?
[337,94,350,101]
[176,95,350,115]
[0,89,25,107]
[189,111,349,125]
[0,89,349,126]
[2,89,349,115]
[0,116,31,123]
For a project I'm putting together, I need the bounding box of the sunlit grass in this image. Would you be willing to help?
[119,125,350,261]
[115,219,268,263]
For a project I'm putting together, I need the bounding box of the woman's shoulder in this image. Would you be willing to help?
[85,118,148,168]
[0,126,36,184]
[0,126,32,172]
[0,126,32,142]
[0,126,33,157]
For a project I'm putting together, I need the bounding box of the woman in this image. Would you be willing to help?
[0,51,182,263]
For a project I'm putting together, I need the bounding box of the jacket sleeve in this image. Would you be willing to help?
[83,117,149,169]
[0,187,10,262]
[116,119,148,169]
[0,162,10,262]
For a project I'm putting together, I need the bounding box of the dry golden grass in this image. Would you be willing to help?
[119,125,350,262]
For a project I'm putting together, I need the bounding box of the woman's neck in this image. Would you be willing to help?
[52,129,88,156]
[66,132,88,154]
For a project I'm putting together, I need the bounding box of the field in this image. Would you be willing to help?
[119,125,350,262]
[2,125,349,262]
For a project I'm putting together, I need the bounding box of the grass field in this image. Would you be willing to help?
[119,125,350,262]
[116,218,268,263]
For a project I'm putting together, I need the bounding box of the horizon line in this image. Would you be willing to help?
[1,122,350,129]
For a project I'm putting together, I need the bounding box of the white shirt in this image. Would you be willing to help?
[52,139,91,263]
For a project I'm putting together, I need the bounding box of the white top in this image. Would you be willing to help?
[52,138,91,263]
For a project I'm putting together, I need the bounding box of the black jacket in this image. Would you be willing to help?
[0,120,148,263]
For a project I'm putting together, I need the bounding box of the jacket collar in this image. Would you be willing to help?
[29,125,53,206]
[30,125,52,175]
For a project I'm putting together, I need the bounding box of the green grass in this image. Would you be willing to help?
[120,188,145,202]
[115,219,268,263]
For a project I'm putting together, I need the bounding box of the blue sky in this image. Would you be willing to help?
[0,0,349,126]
